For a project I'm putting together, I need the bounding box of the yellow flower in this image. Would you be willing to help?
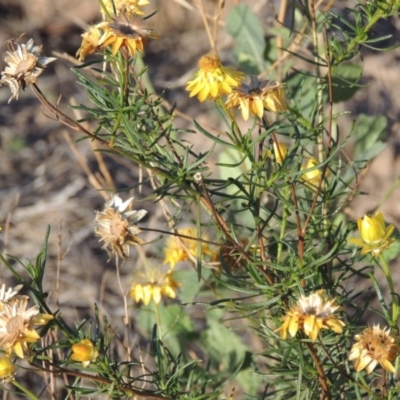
[348,211,395,257]
[275,291,345,341]
[0,355,15,382]
[76,25,102,61]
[101,0,150,16]
[271,141,288,165]
[163,227,213,269]
[71,339,98,367]
[95,194,147,260]
[97,13,154,57]
[349,325,400,374]
[301,158,322,187]
[0,297,53,358]
[130,264,180,305]
[186,54,244,102]
[0,38,56,103]
[226,76,287,120]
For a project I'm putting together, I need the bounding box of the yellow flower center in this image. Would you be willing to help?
[198,54,221,71]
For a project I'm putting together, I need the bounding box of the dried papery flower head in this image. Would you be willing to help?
[213,242,248,273]
[186,54,244,102]
[163,227,213,269]
[0,284,24,311]
[0,38,56,103]
[101,0,150,16]
[0,297,53,358]
[130,263,181,305]
[71,339,98,367]
[275,290,345,341]
[348,211,395,257]
[349,325,400,374]
[226,76,287,120]
[76,25,103,61]
[0,355,15,382]
[95,194,147,260]
[97,13,155,57]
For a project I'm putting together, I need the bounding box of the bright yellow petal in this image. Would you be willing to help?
[252,97,264,118]
[111,37,124,55]
[240,99,250,121]
[380,358,395,373]
[142,286,152,305]
[152,287,162,304]
[288,316,299,337]
[13,341,25,359]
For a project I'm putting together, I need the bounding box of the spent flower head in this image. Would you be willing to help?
[0,38,56,103]
[97,13,155,57]
[164,227,213,269]
[348,211,395,257]
[71,339,98,367]
[186,54,244,102]
[275,290,345,341]
[101,0,150,16]
[349,325,400,374]
[226,76,287,120]
[0,297,53,358]
[94,194,147,260]
[130,263,181,305]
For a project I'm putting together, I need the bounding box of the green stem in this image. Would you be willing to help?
[379,254,399,327]
[12,380,40,400]
[154,301,163,338]
[277,187,290,263]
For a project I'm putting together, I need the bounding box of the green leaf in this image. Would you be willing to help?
[226,4,265,74]
[330,63,363,102]
[200,314,248,374]
[175,268,211,304]
[353,114,388,160]
[136,304,194,355]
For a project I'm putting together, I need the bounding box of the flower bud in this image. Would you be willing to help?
[71,339,98,367]
[0,356,15,381]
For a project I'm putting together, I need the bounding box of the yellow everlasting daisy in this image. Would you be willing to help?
[0,355,15,382]
[275,291,345,341]
[101,0,150,16]
[0,38,56,103]
[130,264,180,305]
[76,25,103,61]
[226,76,287,120]
[301,158,323,188]
[94,194,147,260]
[71,339,99,367]
[348,211,395,257]
[0,297,53,358]
[186,54,244,102]
[97,13,154,57]
[163,227,213,269]
[349,325,400,374]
